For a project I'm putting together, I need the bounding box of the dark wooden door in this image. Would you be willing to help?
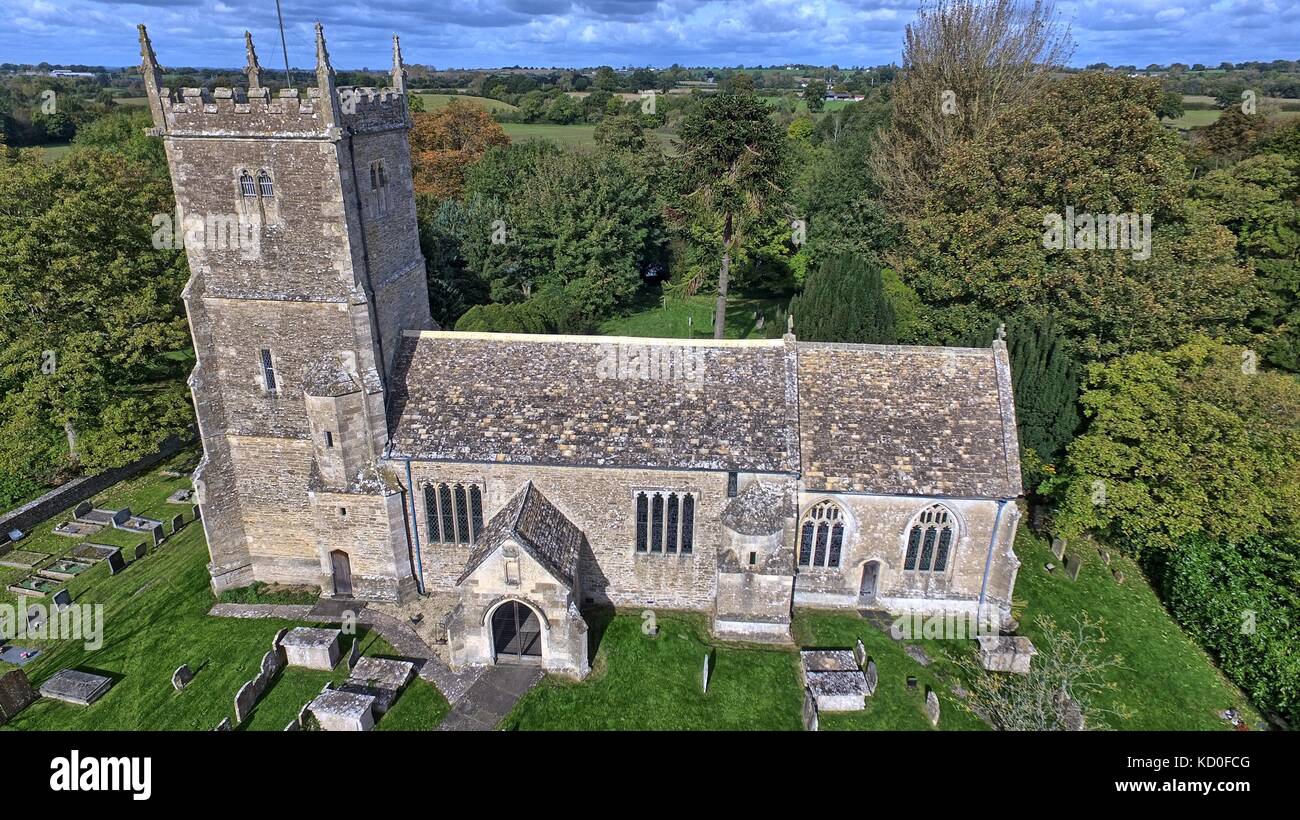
[330,550,353,597]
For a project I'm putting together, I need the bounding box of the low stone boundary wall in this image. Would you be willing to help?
[0,434,195,545]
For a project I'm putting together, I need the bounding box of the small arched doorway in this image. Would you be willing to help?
[329,550,353,597]
[859,560,880,603]
[491,601,542,661]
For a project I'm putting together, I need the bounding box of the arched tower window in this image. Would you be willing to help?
[239,171,256,197]
[904,504,957,572]
[257,171,274,198]
[798,499,846,568]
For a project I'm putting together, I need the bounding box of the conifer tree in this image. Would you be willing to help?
[790,253,898,344]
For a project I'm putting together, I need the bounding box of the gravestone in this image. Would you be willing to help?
[342,657,416,716]
[40,669,113,706]
[214,718,232,731]
[1044,562,1055,573]
[701,652,711,694]
[1097,547,1111,566]
[51,589,73,611]
[904,644,932,667]
[345,637,362,673]
[26,605,45,631]
[1113,570,1125,584]
[171,514,184,534]
[282,627,342,670]
[172,664,193,691]
[0,669,38,725]
[134,543,148,561]
[106,548,126,575]
[7,529,22,542]
[149,524,163,546]
[906,675,918,690]
[192,503,201,521]
[308,689,376,732]
[284,720,300,732]
[853,638,866,669]
[863,659,878,697]
[1051,537,1067,560]
[801,687,819,732]
[977,635,1037,674]
[925,687,941,727]
[1064,555,1082,581]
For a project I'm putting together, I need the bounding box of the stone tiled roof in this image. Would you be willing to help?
[387,331,1021,499]
[387,331,800,473]
[458,481,582,587]
[797,342,1022,497]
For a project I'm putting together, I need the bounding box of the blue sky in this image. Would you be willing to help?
[3,1,1298,70]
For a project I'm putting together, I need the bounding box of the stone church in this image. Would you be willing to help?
[139,26,1024,679]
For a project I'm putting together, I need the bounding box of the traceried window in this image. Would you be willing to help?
[259,348,277,394]
[904,504,956,572]
[257,171,274,198]
[239,171,256,197]
[634,490,695,555]
[424,482,485,545]
[798,499,845,568]
[369,159,389,217]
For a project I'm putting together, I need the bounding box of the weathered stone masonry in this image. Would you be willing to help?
[143,25,1024,680]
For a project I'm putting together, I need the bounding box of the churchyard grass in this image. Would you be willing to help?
[598,295,787,340]
[0,451,448,730]
[1008,530,1260,730]
[502,610,804,730]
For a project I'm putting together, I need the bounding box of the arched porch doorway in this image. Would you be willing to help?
[491,600,543,662]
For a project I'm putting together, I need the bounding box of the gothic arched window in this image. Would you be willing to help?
[634,490,695,555]
[904,504,957,572]
[257,171,274,198]
[425,482,484,544]
[798,500,845,568]
[239,171,256,197]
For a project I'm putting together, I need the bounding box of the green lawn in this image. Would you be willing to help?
[501,122,597,146]
[1,451,448,731]
[1009,530,1260,730]
[598,295,788,340]
[39,143,73,162]
[502,611,803,730]
[415,92,518,114]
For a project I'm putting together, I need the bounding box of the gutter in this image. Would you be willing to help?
[976,498,1008,631]
[403,458,425,595]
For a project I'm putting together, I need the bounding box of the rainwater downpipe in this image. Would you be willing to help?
[404,458,426,594]
[976,499,1009,632]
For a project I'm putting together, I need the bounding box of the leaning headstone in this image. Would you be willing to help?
[105,548,126,575]
[801,687,819,732]
[171,514,184,535]
[1064,554,1082,581]
[1050,537,1067,560]
[51,589,73,611]
[925,687,941,727]
[853,638,866,669]
[214,717,232,731]
[1112,569,1125,585]
[0,669,38,725]
[134,542,148,561]
[1097,547,1111,566]
[863,659,878,697]
[701,652,712,694]
[171,664,194,691]
[192,503,201,521]
[233,678,260,724]
[345,637,362,673]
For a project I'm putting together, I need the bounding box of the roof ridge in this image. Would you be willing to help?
[403,329,785,348]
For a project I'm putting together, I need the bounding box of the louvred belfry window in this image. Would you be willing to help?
[797,500,846,568]
[239,171,256,197]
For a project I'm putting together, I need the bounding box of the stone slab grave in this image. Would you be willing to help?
[977,636,1037,675]
[52,520,101,538]
[308,687,376,732]
[40,559,93,581]
[281,627,342,671]
[40,669,113,706]
[0,644,40,666]
[7,574,61,598]
[904,644,932,667]
[0,550,50,569]
[165,488,193,504]
[0,669,38,725]
[339,657,416,716]
[800,650,869,712]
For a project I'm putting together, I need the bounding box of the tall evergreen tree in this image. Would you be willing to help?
[790,254,897,344]
[1006,315,1082,487]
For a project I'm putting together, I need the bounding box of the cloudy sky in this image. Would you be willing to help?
[3,0,1298,70]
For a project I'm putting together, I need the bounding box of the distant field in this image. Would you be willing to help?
[114,96,148,107]
[1163,107,1300,130]
[415,92,518,114]
[501,122,596,146]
